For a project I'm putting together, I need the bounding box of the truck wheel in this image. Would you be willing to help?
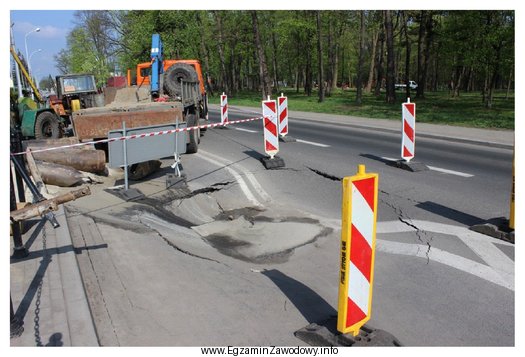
[164,63,199,98]
[186,114,199,154]
[35,112,62,139]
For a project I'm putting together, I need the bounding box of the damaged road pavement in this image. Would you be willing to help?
[62,160,340,346]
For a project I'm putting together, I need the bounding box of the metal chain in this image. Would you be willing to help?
[33,221,49,347]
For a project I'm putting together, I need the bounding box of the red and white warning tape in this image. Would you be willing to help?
[11,116,264,157]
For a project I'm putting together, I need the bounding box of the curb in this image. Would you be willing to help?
[56,206,99,346]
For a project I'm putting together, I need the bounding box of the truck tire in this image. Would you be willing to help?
[35,111,62,139]
[186,114,199,154]
[164,63,199,98]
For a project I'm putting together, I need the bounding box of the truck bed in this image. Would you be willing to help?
[72,102,184,141]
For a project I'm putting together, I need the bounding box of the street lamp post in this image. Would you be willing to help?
[24,27,40,76]
[29,49,42,80]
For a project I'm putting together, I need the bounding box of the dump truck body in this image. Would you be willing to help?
[72,101,184,141]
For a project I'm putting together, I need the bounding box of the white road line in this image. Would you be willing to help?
[381,157,474,177]
[197,150,272,205]
[296,139,331,148]
[196,152,261,207]
[377,220,515,290]
[234,127,258,133]
[376,240,513,291]
[201,150,272,203]
[426,165,474,177]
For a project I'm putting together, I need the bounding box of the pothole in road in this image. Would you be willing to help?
[109,185,333,264]
[194,208,333,264]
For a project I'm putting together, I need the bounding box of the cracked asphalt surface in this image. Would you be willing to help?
[44,107,515,346]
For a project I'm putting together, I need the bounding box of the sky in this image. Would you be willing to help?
[10,10,76,83]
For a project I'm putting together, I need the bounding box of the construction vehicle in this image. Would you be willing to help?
[73,33,207,154]
[49,73,99,122]
[10,46,100,140]
[10,46,62,139]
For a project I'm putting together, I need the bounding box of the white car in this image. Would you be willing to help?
[395,81,418,90]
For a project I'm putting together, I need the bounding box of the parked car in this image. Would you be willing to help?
[395,80,418,90]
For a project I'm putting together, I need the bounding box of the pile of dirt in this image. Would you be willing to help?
[106,87,150,106]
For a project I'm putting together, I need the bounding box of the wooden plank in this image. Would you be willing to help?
[25,148,49,197]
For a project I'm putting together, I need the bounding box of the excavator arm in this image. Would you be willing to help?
[10,46,43,103]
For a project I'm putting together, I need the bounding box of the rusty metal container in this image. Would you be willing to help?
[72,102,184,141]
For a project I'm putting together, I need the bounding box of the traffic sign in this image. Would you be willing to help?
[278,94,288,136]
[262,98,279,158]
[401,98,416,162]
[337,165,378,336]
[221,93,228,125]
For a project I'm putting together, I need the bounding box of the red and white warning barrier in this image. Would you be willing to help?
[278,93,288,136]
[262,97,279,159]
[401,98,416,162]
[337,165,378,336]
[220,92,229,125]
[11,116,264,157]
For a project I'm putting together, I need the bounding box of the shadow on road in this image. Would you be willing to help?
[416,201,485,226]
[262,269,336,324]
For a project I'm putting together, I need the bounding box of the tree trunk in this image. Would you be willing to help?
[365,31,378,93]
[272,31,280,93]
[506,65,513,99]
[326,17,333,97]
[486,44,502,109]
[251,11,272,99]
[356,11,365,104]
[384,10,396,104]
[196,12,213,96]
[403,11,411,99]
[305,52,312,96]
[374,27,385,96]
[214,11,229,94]
[419,11,433,98]
[452,66,466,97]
[416,11,426,98]
[316,11,325,103]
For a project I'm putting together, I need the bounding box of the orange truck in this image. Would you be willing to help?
[128,59,208,125]
[72,35,209,154]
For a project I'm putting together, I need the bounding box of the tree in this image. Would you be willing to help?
[39,75,55,91]
[401,11,412,98]
[213,11,229,94]
[316,11,325,103]
[251,11,272,99]
[355,11,366,104]
[384,10,396,104]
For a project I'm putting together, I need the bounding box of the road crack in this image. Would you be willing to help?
[306,166,342,181]
[380,189,432,264]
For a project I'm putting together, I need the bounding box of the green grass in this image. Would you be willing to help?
[210,88,514,129]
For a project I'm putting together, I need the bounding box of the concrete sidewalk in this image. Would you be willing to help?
[211,104,515,149]
[10,206,99,346]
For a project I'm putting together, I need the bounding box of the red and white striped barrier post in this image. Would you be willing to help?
[220,92,229,125]
[262,96,279,159]
[337,164,378,336]
[278,93,288,136]
[260,96,285,169]
[401,98,416,162]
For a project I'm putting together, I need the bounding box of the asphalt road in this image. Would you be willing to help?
[184,106,515,346]
[205,107,513,224]
[60,106,514,346]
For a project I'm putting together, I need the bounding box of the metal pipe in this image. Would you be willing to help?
[122,121,129,190]
[10,171,28,259]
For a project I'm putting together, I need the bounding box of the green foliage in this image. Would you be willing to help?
[39,75,55,91]
[54,10,514,127]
